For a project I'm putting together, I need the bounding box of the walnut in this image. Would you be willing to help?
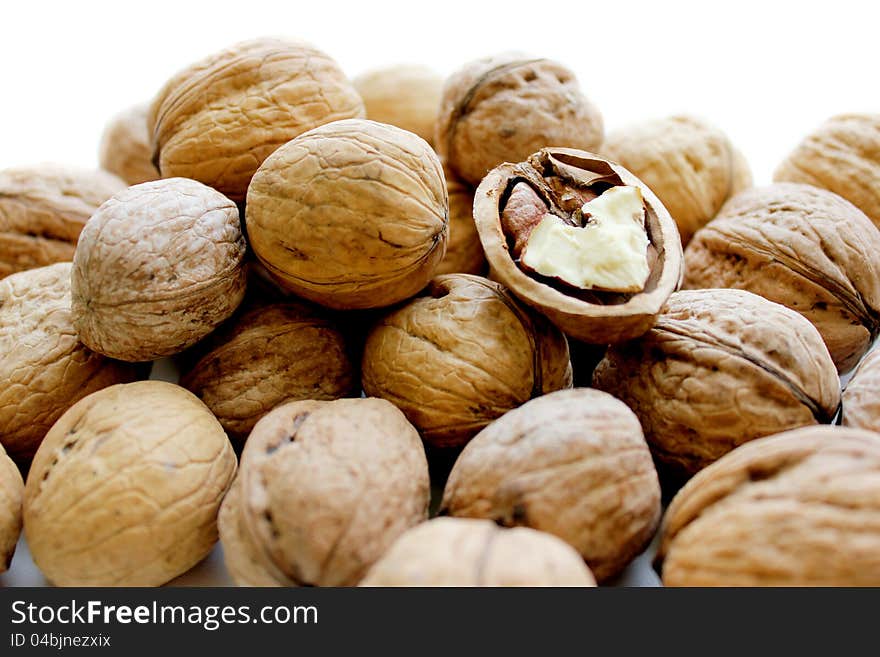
[23,381,237,586]
[0,444,23,574]
[0,264,142,460]
[842,348,880,431]
[775,114,880,229]
[656,426,880,586]
[603,115,752,246]
[71,178,247,362]
[360,517,596,587]
[684,183,880,373]
[148,38,365,202]
[434,169,486,276]
[246,119,448,309]
[474,148,682,344]
[98,103,160,185]
[436,53,603,187]
[180,301,357,442]
[592,289,840,481]
[361,274,572,449]
[0,165,126,279]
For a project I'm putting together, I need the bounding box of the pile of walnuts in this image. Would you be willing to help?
[1,36,880,588]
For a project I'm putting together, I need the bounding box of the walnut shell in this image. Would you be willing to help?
[0,165,126,279]
[226,398,430,586]
[434,170,486,276]
[360,517,596,586]
[148,38,365,202]
[441,388,660,582]
[656,426,880,586]
[436,54,604,187]
[0,263,141,460]
[361,274,572,449]
[0,444,23,574]
[354,65,442,146]
[684,183,880,373]
[603,115,752,246]
[775,114,880,228]
[23,381,237,586]
[98,103,160,185]
[246,119,448,309]
[71,178,247,362]
[180,301,357,441]
[842,348,880,431]
[592,289,840,480]
[475,148,683,343]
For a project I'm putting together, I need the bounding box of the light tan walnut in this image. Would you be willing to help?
[98,103,160,185]
[842,348,880,431]
[354,65,442,146]
[0,444,23,573]
[434,170,485,276]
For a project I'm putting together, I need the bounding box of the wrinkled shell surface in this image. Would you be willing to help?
[362,274,572,449]
[684,183,880,373]
[436,53,604,186]
[149,38,364,202]
[0,444,23,573]
[0,264,141,460]
[775,114,880,228]
[0,165,126,279]
[593,289,840,480]
[98,104,161,185]
[180,301,356,441]
[360,517,596,586]
[71,178,247,361]
[354,65,443,145]
[247,119,447,309]
[23,381,237,586]
[603,116,752,246]
[842,348,880,431]
[657,426,880,586]
[442,388,660,581]
[434,170,485,275]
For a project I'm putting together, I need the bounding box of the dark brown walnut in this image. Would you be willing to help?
[98,103,161,185]
[0,443,23,573]
[434,170,486,276]
[180,301,357,442]
[684,183,880,373]
[475,148,683,343]
[361,274,572,449]
[656,426,880,586]
[441,389,660,582]
[593,289,840,481]
[842,348,880,432]
[436,53,604,187]
[0,165,126,279]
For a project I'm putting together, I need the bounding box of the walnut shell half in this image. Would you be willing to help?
[98,103,160,185]
[842,348,880,432]
[0,444,23,573]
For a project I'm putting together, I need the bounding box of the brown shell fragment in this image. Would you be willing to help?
[0,444,23,573]
[657,426,880,586]
[98,103,161,185]
[434,171,486,276]
[842,348,880,431]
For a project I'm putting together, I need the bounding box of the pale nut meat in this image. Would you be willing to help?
[441,389,660,582]
[0,165,126,279]
[434,170,486,276]
[361,274,572,449]
[360,517,596,587]
[23,381,237,586]
[180,301,357,442]
[0,443,23,573]
[246,119,448,310]
[0,264,141,461]
[148,38,365,202]
[842,348,880,432]
[592,289,840,481]
[684,183,880,373]
[217,477,280,587]
[436,53,604,187]
[603,115,752,246]
[656,426,880,586]
[230,398,430,586]
[71,178,247,362]
[775,113,880,229]
[98,103,161,185]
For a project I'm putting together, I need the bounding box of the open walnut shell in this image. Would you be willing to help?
[0,443,23,573]
[474,148,683,343]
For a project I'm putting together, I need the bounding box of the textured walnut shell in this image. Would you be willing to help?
[0,165,126,279]
[0,264,141,460]
[362,274,572,449]
[775,114,880,228]
[98,103,160,185]
[247,119,447,309]
[593,289,840,480]
[71,178,247,362]
[441,388,660,582]
[434,170,486,276]
[603,116,752,246]
[475,148,683,343]
[354,65,442,146]
[0,444,23,574]
[436,54,604,187]
[226,398,430,586]
[656,426,880,586]
[180,301,357,441]
[684,183,880,373]
[842,348,880,431]
[23,381,237,586]
[360,517,596,587]
[148,38,364,202]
